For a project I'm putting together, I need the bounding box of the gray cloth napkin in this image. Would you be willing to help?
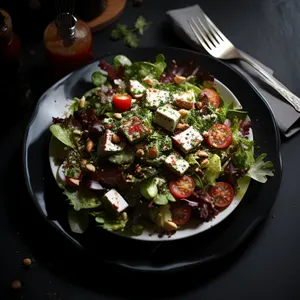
[167,4,300,138]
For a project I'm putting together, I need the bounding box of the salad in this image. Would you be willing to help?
[49,54,274,237]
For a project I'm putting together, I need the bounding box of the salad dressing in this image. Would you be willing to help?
[44,13,93,79]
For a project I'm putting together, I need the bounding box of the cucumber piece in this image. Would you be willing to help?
[140,177,158,200]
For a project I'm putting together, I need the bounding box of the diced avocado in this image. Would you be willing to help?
[140,177,158,200]
[204,154,222,185]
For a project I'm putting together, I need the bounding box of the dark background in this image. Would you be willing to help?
[1,0,300,299]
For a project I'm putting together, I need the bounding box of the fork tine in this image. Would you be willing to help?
[195,16,219,46]
[190,17,214,50]
[188,19,211,53]
[188,19,212,53]
[200,9,229,43]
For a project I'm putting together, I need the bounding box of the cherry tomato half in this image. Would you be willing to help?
[169,175,196,199]
[200,88,220,108]
[113,93,132,112]
[206,123,232,149]
[170,202,192,225]
[209,182,235,208]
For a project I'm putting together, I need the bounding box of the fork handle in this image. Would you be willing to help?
[239,56,300,112]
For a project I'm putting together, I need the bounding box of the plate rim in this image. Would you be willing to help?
[23,46,283,272]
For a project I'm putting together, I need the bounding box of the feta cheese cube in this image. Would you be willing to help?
[120,116,150,143]
[153,104,181,132]
[165,153,189,176]
[172,126,203,154]
[102,189,128,213]
[129,80,146,97]
[97,129,124,157]
[114,79,127,90]
[145,88,170,110]
[173,90,195,109]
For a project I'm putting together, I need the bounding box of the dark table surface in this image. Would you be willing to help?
[1,0,300,299]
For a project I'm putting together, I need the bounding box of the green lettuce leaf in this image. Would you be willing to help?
[232,145,255,169]
[113,55,132,70]
[92,211,127,231]
[188,169,203,188]
[148,131,173,152]
[91,72,107,87]
[125,54,166,80]
[83,87,102,99]
[231,116,254,148]
[186,154,200,166]
[153,54,167,74]
[50,124,75,148]
[213,101,233,123]
[203,154,222,186]
[150,204,172,228]
[186,110,204,132]
[230,116,255,170]
[153,187,176,205]
[64,187,101,211]
[69,98,79,115]
[246,153,275,183]
[181,82,202,97]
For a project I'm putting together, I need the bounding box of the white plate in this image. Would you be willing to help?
[49,79,253,241]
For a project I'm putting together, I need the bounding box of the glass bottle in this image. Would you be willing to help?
[43,13,93,78]
[0,9,22,75]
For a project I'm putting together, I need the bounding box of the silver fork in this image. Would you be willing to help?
[188,11,300,112]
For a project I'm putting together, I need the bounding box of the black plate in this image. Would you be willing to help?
[23,47,282,272]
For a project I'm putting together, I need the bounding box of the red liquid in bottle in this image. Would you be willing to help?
[44,16,93,78]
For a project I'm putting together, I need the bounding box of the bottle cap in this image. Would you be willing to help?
[55,13,77,39]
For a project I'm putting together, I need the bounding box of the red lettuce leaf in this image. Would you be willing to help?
[240,120,252,136]
[99,60,118,81]
[188,190,218,222]
[159,59,214,85]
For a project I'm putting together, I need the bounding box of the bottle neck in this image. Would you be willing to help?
[55,13,77,41]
